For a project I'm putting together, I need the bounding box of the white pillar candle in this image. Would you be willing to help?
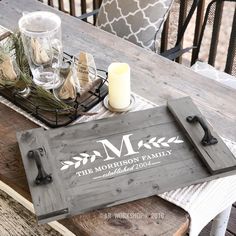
[108,62,131,109]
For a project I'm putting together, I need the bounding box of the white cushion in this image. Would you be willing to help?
[191,61,236,90]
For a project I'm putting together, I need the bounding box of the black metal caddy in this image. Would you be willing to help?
[0,31,108,128]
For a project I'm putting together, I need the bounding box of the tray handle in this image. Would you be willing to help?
[28,148,53,185]
[186,115,218,146]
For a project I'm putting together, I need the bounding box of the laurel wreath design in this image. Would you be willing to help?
[138,136,184,150]
[60,136,184,171]
[60,151,102,170]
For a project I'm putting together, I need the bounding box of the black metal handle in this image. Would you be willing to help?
[28,148,52,185]
[186,115,218,146]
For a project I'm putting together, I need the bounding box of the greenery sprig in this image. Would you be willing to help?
[0,31,72,110]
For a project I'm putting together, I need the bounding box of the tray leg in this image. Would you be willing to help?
[210,205,231,236]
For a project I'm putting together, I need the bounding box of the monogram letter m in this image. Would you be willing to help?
[97,134,139,161]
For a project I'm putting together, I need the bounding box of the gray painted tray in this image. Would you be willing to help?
[17,97,236,224]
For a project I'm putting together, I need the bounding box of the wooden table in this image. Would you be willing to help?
[0,0,236,235]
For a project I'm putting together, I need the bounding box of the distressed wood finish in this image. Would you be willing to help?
[0,103,189,235]
[168,97,236,174]
[17,129,69,223]
[0,189,60,236]
[17,98,236,224]
[16,104,191,224]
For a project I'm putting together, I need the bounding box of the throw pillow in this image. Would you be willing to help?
[96,0,174,51]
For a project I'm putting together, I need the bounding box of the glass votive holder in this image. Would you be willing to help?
[18,11,63,90]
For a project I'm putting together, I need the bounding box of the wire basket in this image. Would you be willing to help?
[0,31,108,128]
[0,74,108,128]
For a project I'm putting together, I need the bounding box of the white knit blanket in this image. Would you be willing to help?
[0,92,236,236]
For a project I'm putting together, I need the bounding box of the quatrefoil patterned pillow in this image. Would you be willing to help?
[96,0,174,51]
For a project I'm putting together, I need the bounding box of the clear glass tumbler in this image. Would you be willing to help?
[18,11,63,90]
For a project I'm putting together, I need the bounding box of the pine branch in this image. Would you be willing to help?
[1,32,73,111]
[18,71,72,110]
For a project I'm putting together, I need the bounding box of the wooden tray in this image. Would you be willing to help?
[16,97,236,224]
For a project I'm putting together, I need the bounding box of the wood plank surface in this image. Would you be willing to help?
[16,105,192,223]
[0,189,60,236]
[17,99,236,224]
[72,197,190,236]
[0,102,189,235]
[17,129,69,224]
[168,97,236,174]
[15,103,200,224]
[0,0,235,235]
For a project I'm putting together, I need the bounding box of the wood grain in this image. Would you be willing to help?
[17,129,69,224]
[17,104,194,224]
[0,102,189,234]
[0,189,60,236]
[72,197,189,236]
[168,97,236,174]
[17,99,236,224]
